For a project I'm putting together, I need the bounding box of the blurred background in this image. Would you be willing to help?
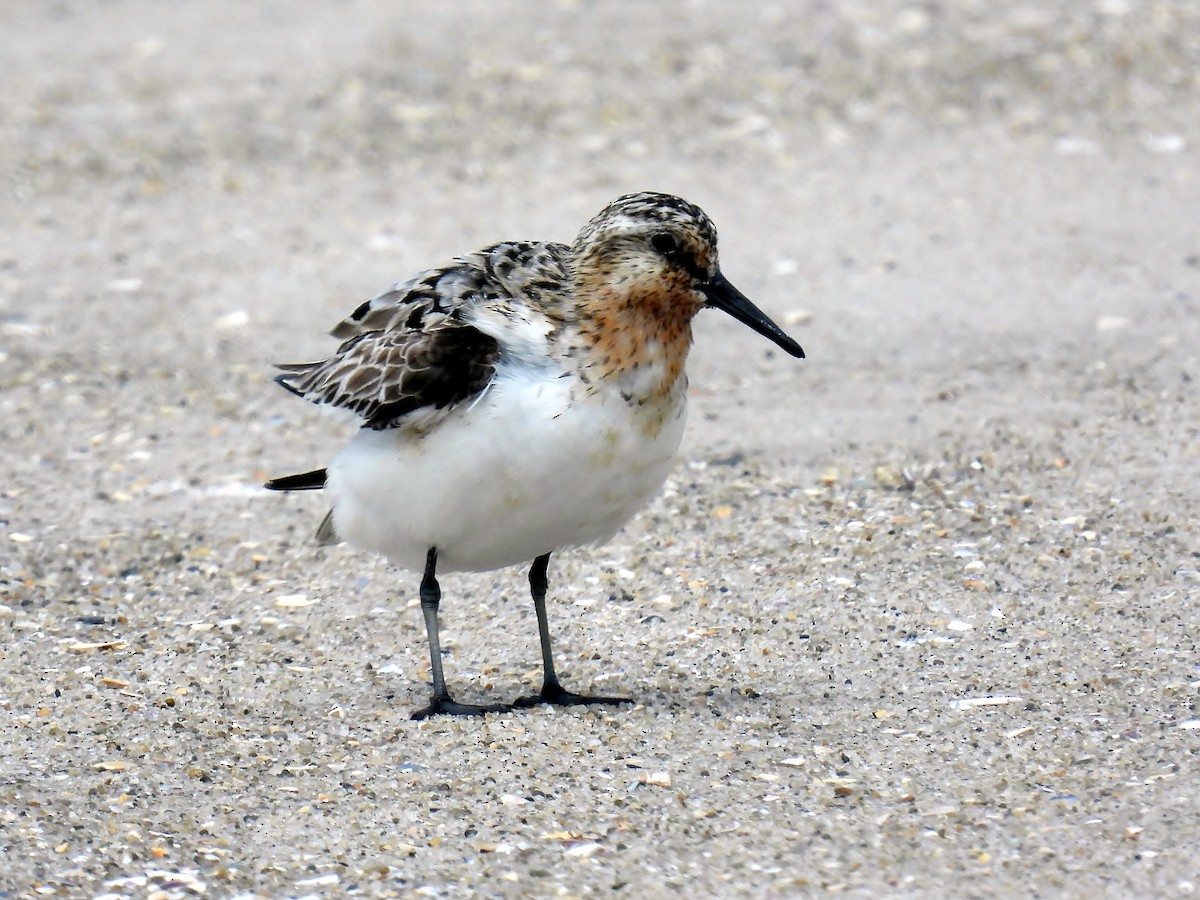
[5,2,1197,488]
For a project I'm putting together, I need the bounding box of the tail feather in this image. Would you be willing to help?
[315,509,340,545]
[264,468,327,491]
[274,370,310,398]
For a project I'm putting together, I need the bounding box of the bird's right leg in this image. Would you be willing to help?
[410,547,508,720]
[513,553,630,709]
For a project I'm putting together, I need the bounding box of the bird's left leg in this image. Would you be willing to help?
[410,547,509,719]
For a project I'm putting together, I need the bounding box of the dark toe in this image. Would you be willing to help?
[513,683,631,709]
[411,697,511,720]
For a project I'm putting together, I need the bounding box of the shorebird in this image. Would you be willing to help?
[266,191,804,718]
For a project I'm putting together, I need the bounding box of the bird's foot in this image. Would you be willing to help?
[411,695,510,720]
[513,681,630,709]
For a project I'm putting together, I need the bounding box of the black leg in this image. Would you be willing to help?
[513,553,630,709]
[410,547,508,720]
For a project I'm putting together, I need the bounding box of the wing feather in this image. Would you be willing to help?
[274,241,569,429]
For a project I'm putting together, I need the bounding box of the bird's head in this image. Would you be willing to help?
[571,191,804,359]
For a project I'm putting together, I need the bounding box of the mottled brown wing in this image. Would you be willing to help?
[276,321,500,430]
[275,242,568,429]
[328,241,571,341]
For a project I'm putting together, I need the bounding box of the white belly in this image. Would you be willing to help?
[325,368,687,573]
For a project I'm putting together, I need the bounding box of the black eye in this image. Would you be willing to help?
[650,232,679,256]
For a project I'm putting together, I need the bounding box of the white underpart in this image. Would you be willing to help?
[326,360,687,574]
[469,302,556,360]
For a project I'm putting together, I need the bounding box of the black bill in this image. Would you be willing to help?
[701,271,805,358]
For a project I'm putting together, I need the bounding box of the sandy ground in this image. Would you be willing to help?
[3,1,1199,896]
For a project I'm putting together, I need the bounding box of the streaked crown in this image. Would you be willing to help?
[572,191,721,281]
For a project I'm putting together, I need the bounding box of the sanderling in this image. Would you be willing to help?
[266,191,804,719]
